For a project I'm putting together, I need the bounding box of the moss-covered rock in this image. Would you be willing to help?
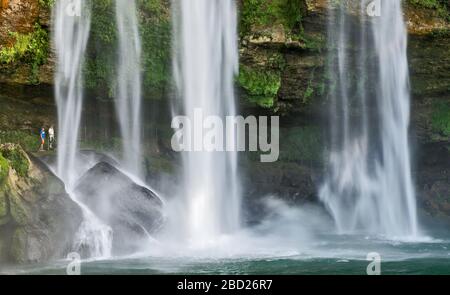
[0,152,8,185]
[1,143,29,177]
[83,0,172,100]
[0,143,83,264]
[0,0,53,85]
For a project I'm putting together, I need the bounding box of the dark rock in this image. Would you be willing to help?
[415,142,450,221]
[74,162,164,255]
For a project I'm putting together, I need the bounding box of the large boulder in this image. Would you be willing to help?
[74,162,164,255]
[0,143,83,264]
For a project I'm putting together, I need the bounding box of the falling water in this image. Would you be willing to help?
[172,0,241,244]
[54,0,91,186]
[53,0,112,258]
[115,0,143,178]
[320,0,418,238]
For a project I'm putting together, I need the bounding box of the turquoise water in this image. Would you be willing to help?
[3,234,450,275]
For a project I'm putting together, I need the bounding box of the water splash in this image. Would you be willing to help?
[115,0,143,178]
[171,0,241,245]
[320,0,418,238]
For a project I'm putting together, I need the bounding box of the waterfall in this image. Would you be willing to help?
[172,0,241,244]
[53,0,112,258]
[320,0,419,237]
[115,0,143,178]
[54,0,91,187]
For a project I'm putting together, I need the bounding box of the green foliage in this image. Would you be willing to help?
[240,0,305,38]
[139,1,172,98]
[431,101,450,137]
[299,34,326,52]
[0,154,9,185]
[84,0,171,98]
[238,66,281,108]
[0,148,29,178]
[0,131,39,152]
[0,24,50,84]
[407,0,450,20]
[38,0,55,8]
[83,0,117,96]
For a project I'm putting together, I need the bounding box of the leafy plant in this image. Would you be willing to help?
[0,148,29,178]
[238,66,281,108]
[0,24,50,84]
[0,131,39,152]
[0,154,9,185]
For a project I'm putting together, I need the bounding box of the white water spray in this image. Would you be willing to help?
[115,0,143,178]
[53,0,112,258]
[172,0,241,245]
[320,0,418,238]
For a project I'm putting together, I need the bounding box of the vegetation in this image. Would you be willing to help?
[38,0,55,8]
[431,101,450,137]
[238,66,281,108]
[0,24,50,84]
[0,131,39,152]
[83,0,171,99]
[240,0,305,38]
[0,153,8,185]
[0,147,29,178]
[407,0,450,20]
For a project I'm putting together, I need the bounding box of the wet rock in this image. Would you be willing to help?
[74,162,164,255]
[0,143,83,264]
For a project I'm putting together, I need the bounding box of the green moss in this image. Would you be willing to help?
[38,0,55,8]
[0,131,38,152]
[0,148,29,178]
[0,24,50,84]
[0,154,8,185]
[240,0,305,38]
[83,0,117,96]
[431,101,450,137]
[407,0,450,20]
[139,1,172,98]
[83,0,171,99]
[238,66,281,108]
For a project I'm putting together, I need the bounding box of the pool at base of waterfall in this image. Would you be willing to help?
[3,234,450,275]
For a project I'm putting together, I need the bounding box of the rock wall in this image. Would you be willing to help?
[0,0,53,85]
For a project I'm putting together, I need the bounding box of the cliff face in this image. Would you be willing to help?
[0,0,54,85]
[238,0,450,219]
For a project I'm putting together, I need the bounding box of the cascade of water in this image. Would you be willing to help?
[54,0,91,187]
[172,0,241,244]
[115,0,143,178]
[53,0,112,258]
[320,0,418,238]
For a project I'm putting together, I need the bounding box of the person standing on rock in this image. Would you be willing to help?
[39,127,46,152]
[48,125,55,150]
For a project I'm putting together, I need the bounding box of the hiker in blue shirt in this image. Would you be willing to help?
[40,127,46,151]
